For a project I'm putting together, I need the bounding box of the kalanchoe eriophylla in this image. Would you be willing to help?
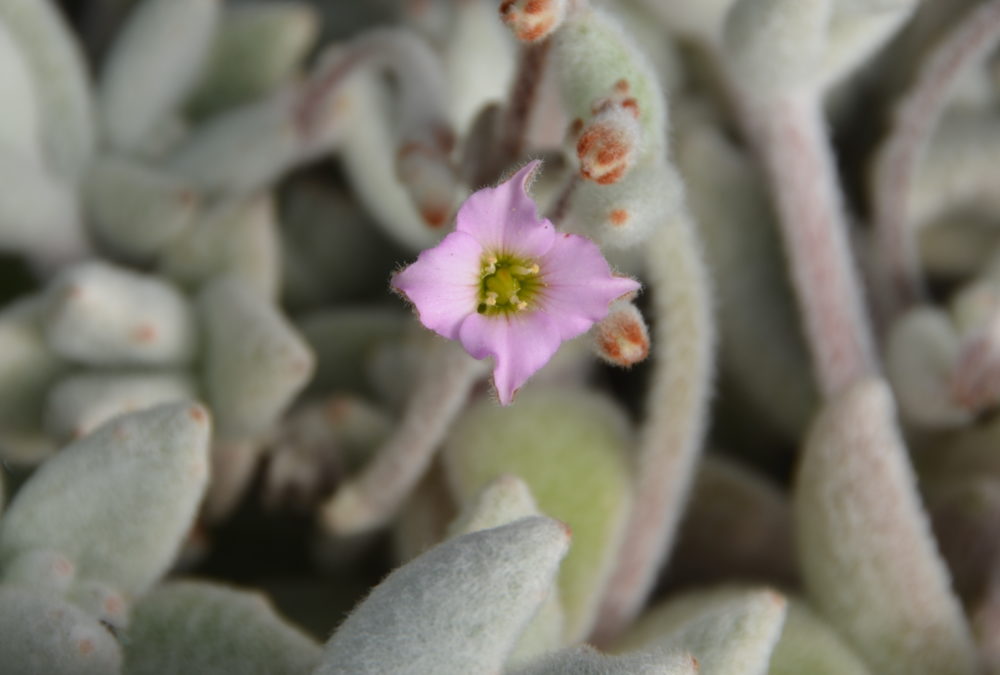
[392,161,640,405]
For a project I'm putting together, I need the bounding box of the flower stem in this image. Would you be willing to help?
[319,342,485,536]
[736,90,878,397]
[592,207,715,643]
[498,40,553,163]
[872,0,1000,318]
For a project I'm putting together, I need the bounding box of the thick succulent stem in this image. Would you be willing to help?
[872,0,1000,318]
[736,90,878,397]
[320,342,485,536]
[592,207,715,642]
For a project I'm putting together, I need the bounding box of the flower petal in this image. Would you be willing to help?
[458,311,562,405]
[456,160,556,258]
[392,231,482,339]
[537,233,641,340]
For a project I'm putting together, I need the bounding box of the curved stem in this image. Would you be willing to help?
[737,90,878,397]
[592,207,715,643]
[872,0,1000,318]
[319,342,485,536]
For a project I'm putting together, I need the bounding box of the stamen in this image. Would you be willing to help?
[485,292,498,306]
[511,263,540,276]
[483,255,498,275]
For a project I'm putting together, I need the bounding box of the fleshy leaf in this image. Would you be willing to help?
[795,378,977,675]
[159,195,281,300]
[199,276,314,439]
[447,474,565,666]
[124,581,321,675]
[0,402,211,597]
[442,387,633,641]
[0,588,122,675]
[510,644,697,675]
[185,2,319,119]
[98,0,220,152]
[43,262,197,367]
[614,587,788,675]
[83,157,202,261]
[0,0,95,178]
[315,517,570,675]
[44,370,196,442]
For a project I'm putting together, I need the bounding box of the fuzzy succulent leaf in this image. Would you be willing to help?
[1,548,76,594]
[299,308,410,397]
[159,195,281,300]
[723,0,832,95]
[0,402,211,597]
[83,156,202,261]
[124,581,321,675]
[315,516,570,675]
[44,370,197,442]
[186,2,320,119]
[99,0,220,152]
[511,644,698,675]
[443,387,633,642]
[795,378,978,675]
[0,152,88,265]
[199,276,314,439]
[885,307,969,429]
[615,587,788,675]
[0,0,95,178]
[168,87,342,195]
[0,297,66,462]
[0,587,123,675]
[0,20,42,161]
[43,261,197,367]
[447,474,565,665]
[769,600,873,675]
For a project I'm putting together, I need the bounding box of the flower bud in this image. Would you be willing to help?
[575,84,641,185]
[499,0,568,43]
[591,299,649,367]
[396,140,457,228]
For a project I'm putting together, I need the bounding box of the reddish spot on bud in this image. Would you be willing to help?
[500,0,564,42]
[558,520,573,538]
[421,205,450,228]
[54,557,74,578]
[621,98,639,118]
[594,303,649,367]
[132,323,157,344]
[609,209,629,226]
[78,639,94,655]
[569,117,584,136]
[614,79,630,94]
[189,406,207,423]
[104,595,125,617]
[577,116,636,185]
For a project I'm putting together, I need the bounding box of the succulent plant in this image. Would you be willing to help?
[3,0,1000,673]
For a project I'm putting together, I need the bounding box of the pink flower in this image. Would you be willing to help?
[392,160,640,405]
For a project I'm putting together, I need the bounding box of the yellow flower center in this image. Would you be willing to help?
[477,253,543,316]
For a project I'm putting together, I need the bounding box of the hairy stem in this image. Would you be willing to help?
[737,90,878,397]
[319,343,485,536]
[872,0,1000,317]
[498,40,553,163]
[592,207,715,643]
